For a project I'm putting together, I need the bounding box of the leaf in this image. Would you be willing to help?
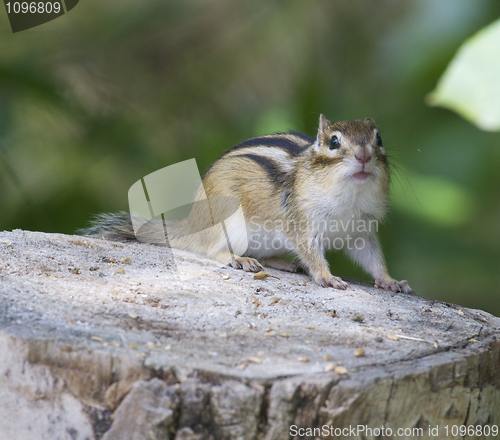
[391,170,475,227]
[427,18,500,131]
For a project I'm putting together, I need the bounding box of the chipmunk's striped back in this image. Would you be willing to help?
[204,132,314,192]
[221,131,314,158]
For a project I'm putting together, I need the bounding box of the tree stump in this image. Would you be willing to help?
[0,230,499,440]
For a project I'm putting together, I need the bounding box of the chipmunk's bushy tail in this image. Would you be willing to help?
[80,211,181,245]
[79,211,137,241]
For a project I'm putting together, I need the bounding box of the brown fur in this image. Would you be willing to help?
[82,114,414,294]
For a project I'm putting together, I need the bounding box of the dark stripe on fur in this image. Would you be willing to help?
[311,154,343,168]
[229,135,309,156]
[289,131,315,144]
[332,120,373,147]
[376,149,388,167]
[204,132,312,177]
[238,153,295,189]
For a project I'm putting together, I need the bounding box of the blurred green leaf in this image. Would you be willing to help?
[427,18,500,131]
[391,171,475,227]
[254,108,302,135]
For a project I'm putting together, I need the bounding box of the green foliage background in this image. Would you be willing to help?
[1,0,499,316]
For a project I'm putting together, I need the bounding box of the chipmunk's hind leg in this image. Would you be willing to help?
[229,257,264,272]
[260,257,304,273]
[210,251,263,272]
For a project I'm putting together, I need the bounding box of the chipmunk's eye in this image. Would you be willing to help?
[376,133,383,147]
[330,135,340,150]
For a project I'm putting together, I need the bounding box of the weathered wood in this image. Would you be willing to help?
[0,229,499,440]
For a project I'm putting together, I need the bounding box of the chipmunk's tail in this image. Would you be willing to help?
[81,211,184,245]
[79,211,137,240]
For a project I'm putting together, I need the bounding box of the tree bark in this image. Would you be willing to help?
[0,230,498,440]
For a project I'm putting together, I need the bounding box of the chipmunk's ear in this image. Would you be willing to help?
[364,117,377,128]
[316,114,332,147]
[319,114,330,132]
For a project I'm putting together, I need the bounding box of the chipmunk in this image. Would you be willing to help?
[83,114,414,294]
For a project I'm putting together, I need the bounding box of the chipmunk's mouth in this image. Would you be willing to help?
[353,171,372,181]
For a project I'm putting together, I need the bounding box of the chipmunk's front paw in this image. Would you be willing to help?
[375,278,415,295]
[316,275,349,290]
[229,257,264,273]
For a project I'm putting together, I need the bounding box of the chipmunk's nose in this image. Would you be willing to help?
[355,148,372,165]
